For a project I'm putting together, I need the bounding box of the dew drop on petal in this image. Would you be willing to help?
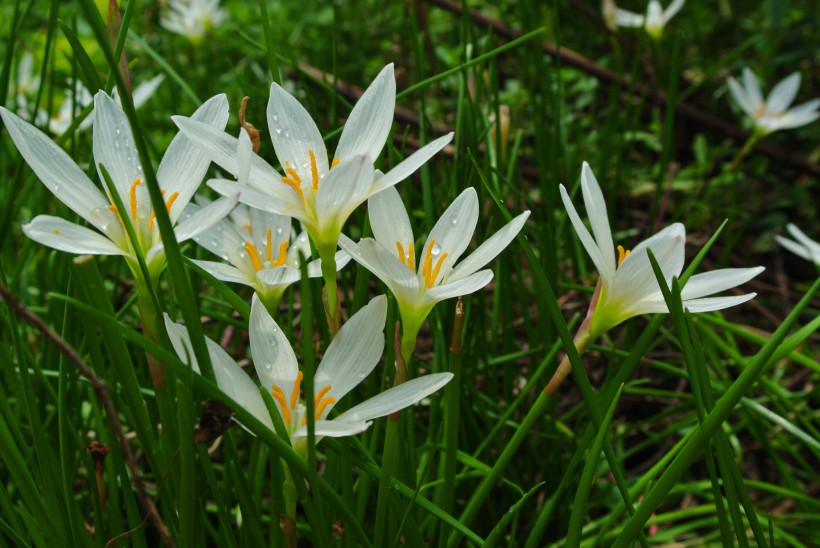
[209,239,219,247]
[264,361,273,370]
[451,215,458,226]
[431,243,442,257]
[275,227,283,235]
[90,207,114,230]
[136,204,149,220]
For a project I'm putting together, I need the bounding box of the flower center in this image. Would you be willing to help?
[301,384,336,426]
[243,229,289,271]
[395,241,416,271]
[617,245,631,267]
[422,239,448,288]
[270,371,303,427]
[106,177,179,231]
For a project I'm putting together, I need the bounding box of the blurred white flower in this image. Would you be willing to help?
[615,0,685,39]
[728,68,820,135]
[561,162,763,338]
[161,0,226,42]
[775,224,820,265]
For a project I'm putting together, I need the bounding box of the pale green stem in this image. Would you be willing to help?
[280,461,298,548]
[728,130,762,171]
[319,245,340,335]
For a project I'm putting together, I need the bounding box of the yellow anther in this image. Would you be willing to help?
[331,157,340,168]
[54,229,60,235]
[244,240,264,271]
[271,385,291,425]
[396,241,405,265]
[272,241,289,267]
[241,224,253,235]
[129,178,141,221]
[284,166,301,185]
[291,372,303,410]
[309,150,319,190]
[148,190,180,229]
[396,241,416,271]
[422,240,448,288]
[314,397,335,420]
[265,228,273,262]
[314,385,332,408]
[281,171,304,200]
[617,245,631,267]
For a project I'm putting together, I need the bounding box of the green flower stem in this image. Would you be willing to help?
[374,325,416,546]
[439,299,464,523]
[319,246,340,335]
[728,131,762,171]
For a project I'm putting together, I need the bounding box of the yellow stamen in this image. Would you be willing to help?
[129,178,141,221]
[54,229,60,235]
[396,241,405,265]
[244,240,264,271]
[314,397,335,420]
[265,228,273,262]
[407,242,415,271]
[313,385,332,408]
[281,171,304,201]
[148,190,180,229]
[290,372,303,410]
[422,240,448,288]
[309,150,319,190]
[271,386,291,425]
[331,157,340,168]
[617,245,631,267]
[272,241,289,267]
[241,224,253,235]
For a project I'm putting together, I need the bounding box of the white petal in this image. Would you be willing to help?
[249,295,299,398]
[680,267,764,300]
[775,235,812,262]
[305,250,350,277]
[335,64,395,162]
[766,73,801,114]
[742,68,764,111]
[171,115,295,203]
[422,187,480,283]
[615,8,644,27]
[773,99,820,130]
[209,179,307,224]
[338,373,453,423]
[682,294,758,313]
[314,295,387,410]
[164,315,272,430]
[424,270,493,305]
[93,92,143,206]
[191,259,256,287]
[130,74,165,108]
[187,204,247,265]
[156,94,229,221]
[448,211,529,283]
[174,193,238,243]
[369,133,454,193]
[0,107,109,226]
[22,215,126,256]
[256,266,301,287]
[315,155,375,245]
[727,77,758,120]
[559,183,613,286]
[580,162,617,277]
[266,82,328,179]
[663,0,686,22]
[291,420,371,439]
[612,225,685,303]
[786,224,820,256]
[368,185,415,252]
[237,127,253,186]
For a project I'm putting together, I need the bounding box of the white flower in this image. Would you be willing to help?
[338,186,529,341]
[775,224,820,265]
[615,0,685,39]
[560,162,763,338]
[48,75,165,135]
[727,68,820,135]
[172,64,454,261]
[161,0,226,42]
[164,295,452,457]
[0,92,236,283]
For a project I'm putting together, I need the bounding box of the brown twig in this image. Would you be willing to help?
[0,281,173,547]
[422,0,820,178]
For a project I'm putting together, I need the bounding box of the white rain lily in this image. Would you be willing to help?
[615,0,685,39]
[727,68,820,135]
[161,0,226,42]
[339,186,529,349]
[0,92,237,284]
[560,162,763,339]
[164,295,453,457]
[172,64,453,263]
[188,128,350,312]
[775,224,820,265]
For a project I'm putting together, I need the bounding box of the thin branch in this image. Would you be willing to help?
[0,281,173,547]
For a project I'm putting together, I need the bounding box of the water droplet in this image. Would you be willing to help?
[209,239,219,247]
[451,216,458,226]
[236,246,248,259]
[301,159,309,168]
[430,243,442,257]
[215,225,223,232]
[90,207,114,230]
[115,128,121,135]
[52,183,59,192]
[274,127,282,135]
[298,234,307,243]
[264,361,273,370]
[283,130,290,138]
[136,204,149,220]
[275,227,283,235]
[272,114,279,122]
